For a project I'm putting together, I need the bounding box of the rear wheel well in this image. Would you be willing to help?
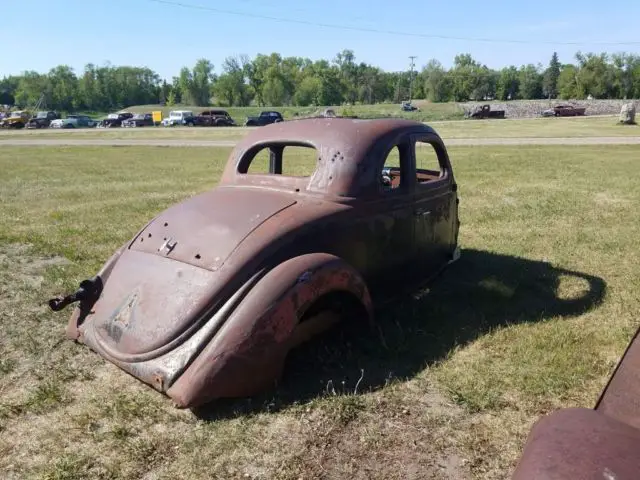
[299,290,369,326]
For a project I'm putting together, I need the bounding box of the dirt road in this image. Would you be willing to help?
[2,137,640,147]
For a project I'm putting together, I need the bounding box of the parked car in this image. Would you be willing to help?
[122,113,154,128]
[466,104,506,119]
[47,117,461,409]
[50,115,97,129]
[193,109,236,127]
[97,112,134,128]
[26,111,61,129]
[401,101,419,112]
[512,323,640,479]
[0,110,30,129]
[541,104,587,117]
[161,110,196,127]
[245,110,283,126]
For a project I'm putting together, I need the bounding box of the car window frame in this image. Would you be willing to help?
[378,136,415,198]
[410,133,452,192]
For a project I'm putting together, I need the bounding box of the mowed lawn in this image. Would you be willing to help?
[0,115,638,143]
[0,145,639,479]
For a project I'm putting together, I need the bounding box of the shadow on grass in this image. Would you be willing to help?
[193,248,606,420]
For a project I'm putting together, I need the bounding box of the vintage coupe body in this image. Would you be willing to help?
[193,109,236,127]
[50,115,97,129]
[97,112,135,128]
[245,110,284,126]
[49,117,460,409]
[122,113,154,128]
[541,104,587,117]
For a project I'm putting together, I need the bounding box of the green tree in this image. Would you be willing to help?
[191,59,215,106]
[166,90,176,106]
[449,54,495,101]
[422,59,451,102]
[0,76,20,105]
[557,64,579,99]
[293,76,322,106]
[575,52,613,98]
[518,64,543,99]
[542,52,561,98]
[212,56,251,106]
[48,65,78,111]
[14,71,51,108]
[496,66,520,100]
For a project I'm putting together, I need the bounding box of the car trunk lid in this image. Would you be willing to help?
[128,187,297,271]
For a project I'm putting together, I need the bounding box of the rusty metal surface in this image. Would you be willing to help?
[513,325,640,479]
[595,325,640,429]
[129,187,297,271]
[167,253,373,407]
[51,117,460,408]
[221,117,440,198]
[511,408,640,480]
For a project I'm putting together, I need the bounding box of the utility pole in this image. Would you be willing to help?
[408,56,417,103]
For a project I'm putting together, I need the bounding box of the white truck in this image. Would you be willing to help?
[161,110,195,127]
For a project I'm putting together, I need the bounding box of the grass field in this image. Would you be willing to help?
[1,144,639,479]
[0,115,638,143]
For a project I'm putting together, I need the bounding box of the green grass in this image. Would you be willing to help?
[0,145,639,479]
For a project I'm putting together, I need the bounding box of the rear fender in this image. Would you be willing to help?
[167,253,373,408]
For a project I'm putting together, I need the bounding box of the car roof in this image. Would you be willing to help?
[222,117,439,197]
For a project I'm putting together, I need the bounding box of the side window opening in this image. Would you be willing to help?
[241,144,318,177]
[415,140,444,184]
[381,144,408,191]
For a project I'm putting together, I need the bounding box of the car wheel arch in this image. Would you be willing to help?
[166,252,373,408]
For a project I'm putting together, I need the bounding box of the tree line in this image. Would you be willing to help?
[1,50,639,112]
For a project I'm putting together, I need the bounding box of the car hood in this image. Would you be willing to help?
[82,187,297,359]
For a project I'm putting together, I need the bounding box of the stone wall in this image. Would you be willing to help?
[459,99,639,119]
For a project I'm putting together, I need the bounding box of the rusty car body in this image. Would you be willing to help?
[512,324,640,479]
[193,109,236,127]
[26,111,60,129]
[466,104,506,119]
[541,104,587,117]
[48,117,461,409]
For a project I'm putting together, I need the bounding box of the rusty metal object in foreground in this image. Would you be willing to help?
[48,117,461,409]
[512,325,640,479]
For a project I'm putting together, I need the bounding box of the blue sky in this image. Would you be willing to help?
[3,0,639,80]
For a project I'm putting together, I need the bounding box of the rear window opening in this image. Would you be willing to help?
[239,144,318,177]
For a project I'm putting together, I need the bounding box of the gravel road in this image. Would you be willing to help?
[1,137,639,147]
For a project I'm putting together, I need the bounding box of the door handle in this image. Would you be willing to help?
[414,209,431,217]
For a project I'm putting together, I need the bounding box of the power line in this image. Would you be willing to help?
[142,0,640,46]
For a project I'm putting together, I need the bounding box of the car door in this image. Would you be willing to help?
[410,133,456,274]
[345,137,418,296]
